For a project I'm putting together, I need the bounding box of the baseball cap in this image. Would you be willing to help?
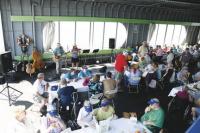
[147,98,159,105]
[123,50,128,55]
[48,110,58,117]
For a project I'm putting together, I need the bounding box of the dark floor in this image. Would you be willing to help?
[10,65,190,133]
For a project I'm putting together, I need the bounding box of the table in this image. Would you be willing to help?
[62,118,152,133]
[48,79,89,102]
[168,81,200,97]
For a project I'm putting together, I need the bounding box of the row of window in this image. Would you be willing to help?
[43,22,190,51]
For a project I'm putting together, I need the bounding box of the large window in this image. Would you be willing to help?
[43,21,127,51]
[149,24,187,48]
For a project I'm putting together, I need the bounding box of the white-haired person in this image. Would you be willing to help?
[141,98,164,133]
[41,109,66,133]
[138,41,149,57]
[7,105,34,133]
[93,98,116,122]
[33,73,49,112]
[77,100,93,127]
[53,43,65,75]
[114,50,128,90]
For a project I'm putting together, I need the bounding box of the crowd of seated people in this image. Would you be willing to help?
[10,41,200,133]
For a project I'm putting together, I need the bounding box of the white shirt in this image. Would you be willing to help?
[33,79,47,95]
[77,107,93,125]
[6,119,34,133]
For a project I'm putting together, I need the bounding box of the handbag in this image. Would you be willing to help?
[67,120,81,131]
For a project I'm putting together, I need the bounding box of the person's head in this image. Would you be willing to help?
[167,63,173,69]
[152,62,158,68]
[12,105,26,122]
[93,74,100,82]
[57,43,61,48]
[106,72,112,79]
[100,98,110,111]
[70,68,76,74]
[73,44,77,49]
[82,65,88,72]
[60,78,67,87]
[84,100,92,113]
[123,50,128,56]
[142,41,148,47]
[47,110,59,120]
[148,98,160,109]
[37,73,44,80]
[185,48,189,53]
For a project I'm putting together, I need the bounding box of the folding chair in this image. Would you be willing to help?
[128,77,141,93]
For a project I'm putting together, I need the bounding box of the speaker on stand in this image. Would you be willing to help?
[109,38,115,63]
[0,51,23,106]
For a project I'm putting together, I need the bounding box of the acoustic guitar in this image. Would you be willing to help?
[26,55,35,76]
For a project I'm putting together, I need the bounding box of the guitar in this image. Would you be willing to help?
[26,55,35,76]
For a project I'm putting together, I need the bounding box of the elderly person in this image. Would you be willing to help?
[125,64,141,86]
[77,100,93,127]
[114,50,128,88]
[177,67,190,85]
[7,105,34,133]
[57,78,76,111]
[88,74,102,96]
[93,98,115,121]
[155,45,164,63]
[41,109,66,133]
[53,43,65,75]
[138,41,149,57]
[60,68,78,82]
[33,73,49,112]
[103,72,116,99]
[141,98,164,133]
[78,65,92,79]
[167,50,174,64]
[180,48,192,67]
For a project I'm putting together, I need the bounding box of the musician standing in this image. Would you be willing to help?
[71,44,80,68]
[53,43,65,75]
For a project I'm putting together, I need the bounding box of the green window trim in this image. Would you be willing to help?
[10,16,198,26]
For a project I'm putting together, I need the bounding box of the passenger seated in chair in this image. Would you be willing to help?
[7,105,35,133]
[125,64,141,86]
[145,65,157,90]
[93,98,115,121]
[60,68,78,82]
[77,100,93,127]
[57,78,76,111]
[33,73,49,112]
[177,66,190,84]
[141,98,164,133]
[41,109,66,133]
[88,74,102,95]
[33,73,49,99]
[78,65,92,79]
[103,72,116,99]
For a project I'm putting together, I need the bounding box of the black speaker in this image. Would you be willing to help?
[109,38,115,49]
[0,51,13,73]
